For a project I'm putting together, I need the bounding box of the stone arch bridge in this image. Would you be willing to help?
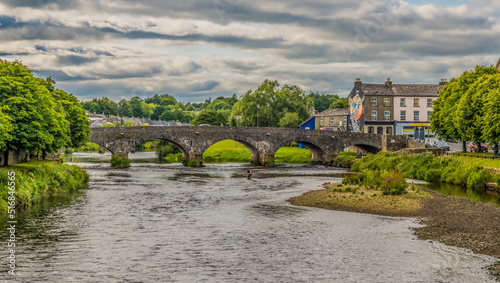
[89,127,408,166]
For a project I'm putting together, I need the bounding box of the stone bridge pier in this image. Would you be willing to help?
[89,127,408,166]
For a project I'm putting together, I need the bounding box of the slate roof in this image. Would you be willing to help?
[361,83,442,97]
[316,108,348,116]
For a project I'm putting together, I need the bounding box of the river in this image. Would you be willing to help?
[0,155,498,282]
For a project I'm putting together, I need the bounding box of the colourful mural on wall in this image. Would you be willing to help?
[349,90,364,132]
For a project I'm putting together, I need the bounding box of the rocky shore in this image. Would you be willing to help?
[289,184,500,281]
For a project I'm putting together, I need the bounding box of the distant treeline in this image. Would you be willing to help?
[81,79,348,128]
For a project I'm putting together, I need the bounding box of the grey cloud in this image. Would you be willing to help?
[189,81,220,92]
[56,55,99,66]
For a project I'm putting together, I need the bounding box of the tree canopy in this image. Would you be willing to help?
[230,79,313,127]
[430,65,500,152]
[0,59,89,157]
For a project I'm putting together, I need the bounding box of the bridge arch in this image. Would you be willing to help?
[342,141,381,154]
[199,137,261,165]
[135,136,190,162]
[272,138,326,165]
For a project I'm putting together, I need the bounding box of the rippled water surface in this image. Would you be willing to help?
[0,162,497,282]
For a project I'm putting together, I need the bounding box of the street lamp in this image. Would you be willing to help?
[256,104,260,127]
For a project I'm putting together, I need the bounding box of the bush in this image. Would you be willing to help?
[332,155,356,168]
[381,171,408,195]
[110,154,131,168]
[496,174,500,186]
[64,147,73,154]
[187,160,201,167]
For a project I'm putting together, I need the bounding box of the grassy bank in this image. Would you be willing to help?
[352,152,494,190]
[0,160,89,213]
[448,155,500,169]
[201,140,312,163]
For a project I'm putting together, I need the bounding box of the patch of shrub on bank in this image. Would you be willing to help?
[110,154,131,168]
[342,169,407,195]
[0,162,89,212]
[332,154,356,168]
[352,152,493,190]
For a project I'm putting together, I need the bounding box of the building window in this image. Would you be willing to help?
[384,111,390,120]
[371,97,377,106]
[413,98,419,107]
[320,117,323,125]
[371,110,377,120]
[330,117,334,125]
[368,126,374,134]
[377,127,383,134]
[401,111,406,121]
[384,98,390,107]
[386,127,392,135]
[427,111,432,120]
[400,98,406,107]
[427,98,432,107]
[343,116,347,126]
[414,111,419,121]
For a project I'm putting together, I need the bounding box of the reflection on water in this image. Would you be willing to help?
[424,182,500,206]
[0,163,497,282]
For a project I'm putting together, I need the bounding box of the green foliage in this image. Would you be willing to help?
[230,79,313,127]
[352,152,493,191]
[0,161,89,212]
[52,89,90,148]
[496,174,500,186]
[118,99,134,117]
[341,170,407,195]
[191,110,227,126]
[64,147,73,154]
[154,140,182,163]
[124,121,135,127]
[187,160,201,167]
[0,106,13,150]
[431,65,499,151]
[332,154,356,168]
[81,97,118,116]
[381,171,408,195]
[0,59,78,154]
[110,154,131,168]
[279,112,302,128]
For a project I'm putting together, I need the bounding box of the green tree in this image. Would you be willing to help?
[232,80,312,127]
[191,110,227,126]
[279,112,302,128]
[0,107,13,150]
[480,74,500,154]
[151,105,167,120]
[118,99,134,117]
[0,59,70,160]
[52,89,90,148]
[431,65,499,151]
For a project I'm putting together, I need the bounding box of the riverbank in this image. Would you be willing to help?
[289,183,500,281]
[0,160,89,213]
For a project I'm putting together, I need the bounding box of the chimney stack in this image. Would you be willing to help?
[439,78,447,85]
[354,78,362,88]
[385,78,392,87]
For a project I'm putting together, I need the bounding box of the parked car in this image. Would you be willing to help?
[198,124,211,127]
[469,143,488,152]
[425,138,439,147]
[433,141,450,151]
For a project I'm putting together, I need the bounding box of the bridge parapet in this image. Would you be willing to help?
[89,126,407,166]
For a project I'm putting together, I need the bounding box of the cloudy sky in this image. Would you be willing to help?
[0,0,498,102]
